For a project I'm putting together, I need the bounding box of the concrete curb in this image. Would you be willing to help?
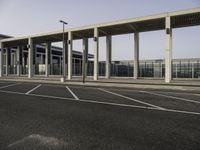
[0,77,200,92]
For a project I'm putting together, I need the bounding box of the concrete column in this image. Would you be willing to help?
[28,38,33,78]
[59,56,62,75]
[60,37,68,82]
[33,44,36,75]
[0,42,3,77]
[192,62,194,79]
[17,46,22,76]
[68,31,73,80]
[165,16,172,83]
[134,32,139,79]
[85,41,88,76]
[94,27,99,80]
[5,48,10,76]
[50,48,52,75]
[82,38,88,82]
[62,42,66,78]
[45,42,51,77]
[106,35,112,79]
[65,40,68,76]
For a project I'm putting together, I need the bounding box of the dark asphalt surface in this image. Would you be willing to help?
[0,81,200,150]
[109,89,200,113]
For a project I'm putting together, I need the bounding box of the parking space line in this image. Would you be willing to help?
[195,94,200,96]
[158,91,200,96]
[0,89,200,116]
[141,91,200,104]
[98,88,165,110]
[0,83,21,89]
[25,84,42,95]
[66,86,79,100]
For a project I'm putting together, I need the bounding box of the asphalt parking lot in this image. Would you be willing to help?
[0,81,200,150]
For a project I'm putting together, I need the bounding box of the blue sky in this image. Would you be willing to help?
[0,0,200,60]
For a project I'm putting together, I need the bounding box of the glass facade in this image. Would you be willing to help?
[110,62,133,77]
[139,60,164,78]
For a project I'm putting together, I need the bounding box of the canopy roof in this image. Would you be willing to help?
[1,7,200,47]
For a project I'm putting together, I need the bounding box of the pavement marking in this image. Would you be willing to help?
[162,108,200,115]
[25,84,42,94]
[0,89,200,116]
[141,91,200,104]
[110,88,200,96]
[0,83,21,89]
[98,88,165,110]
[195,94,200,96]
[66,86,79,100]
[158,91,200,96]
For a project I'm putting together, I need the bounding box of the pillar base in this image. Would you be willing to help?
[165,79,171,83]
[60,77,66,82]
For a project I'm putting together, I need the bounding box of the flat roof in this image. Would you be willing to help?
[1,7,200,47]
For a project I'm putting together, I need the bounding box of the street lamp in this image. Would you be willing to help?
[59,20,68,82]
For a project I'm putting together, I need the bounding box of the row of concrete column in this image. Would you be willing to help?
[0,16,172,83]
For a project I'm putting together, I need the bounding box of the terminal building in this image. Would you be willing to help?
[0,8,200,82]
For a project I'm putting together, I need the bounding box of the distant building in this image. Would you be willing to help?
[98,58,200,79]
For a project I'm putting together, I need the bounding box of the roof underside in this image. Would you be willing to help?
[1,9,200,47]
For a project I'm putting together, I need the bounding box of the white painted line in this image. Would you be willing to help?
[108,88,200,96]
[1,89,200,116]
[141,91,200,104]
[162,108,200,115]
[25,84,42,95]
[0,83,21,89]
[66,86,79,100]
[158,91,200,96]
[195,94,200,96]
[98,88,165,110]
[0,89,200,116]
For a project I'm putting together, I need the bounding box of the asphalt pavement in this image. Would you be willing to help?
[0,81,200,150]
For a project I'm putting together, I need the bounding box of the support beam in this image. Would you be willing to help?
[28,38,33,78]
[5,48,10,76]
[85,40,88,76]
[68,31,73,80]
[134,32,139,79]
[65,40,68,76]
[17,46,22,76]
[0,42,3,77]
[94,27,99,80]
[106,35,112,79]
[165,16,172,83]
[33,44,36,75]
[82,38,88,82]
[61,36,68,82]
[45,42,51,77]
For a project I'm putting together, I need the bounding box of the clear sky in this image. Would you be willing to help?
[0,0,200,60]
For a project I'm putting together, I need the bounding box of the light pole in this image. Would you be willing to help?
[59,20,68,82]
